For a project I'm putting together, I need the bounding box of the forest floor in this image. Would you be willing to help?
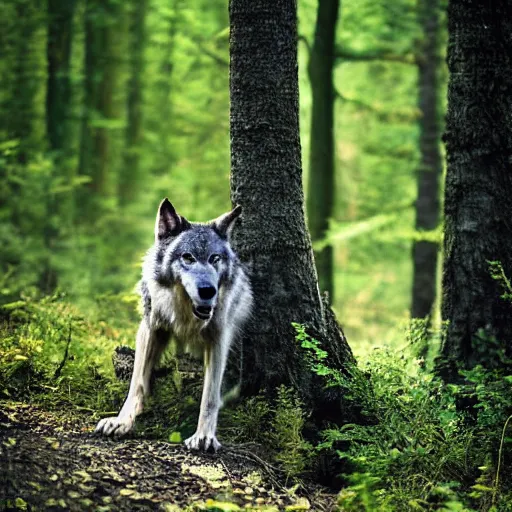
[0,402,336,511]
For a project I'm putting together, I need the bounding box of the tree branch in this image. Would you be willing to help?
[190,38,229,67]
[335,47,417,65]
[334,87,420,123]
[334,88,376,111]
[298,34,311,55]
[200,45,228,67]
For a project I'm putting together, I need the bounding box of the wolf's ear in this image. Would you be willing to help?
[155,198,190,241]
[212,205,242,238]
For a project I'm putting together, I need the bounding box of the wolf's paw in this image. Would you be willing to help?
[95,415,134,437]
[185,431,221,452]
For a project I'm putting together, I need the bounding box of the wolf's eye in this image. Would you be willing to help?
[209,254,221,265]
[182,253,195,264]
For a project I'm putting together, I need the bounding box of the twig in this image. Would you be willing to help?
[493,414,512,505]
[224,446,285,490]
[54,320,72,380]
[219,457,234,487]
[191,38,229,67]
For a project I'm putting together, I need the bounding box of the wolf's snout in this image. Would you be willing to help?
[198,286,216,300]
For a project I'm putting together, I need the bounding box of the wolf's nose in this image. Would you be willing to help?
[198,286,216,300]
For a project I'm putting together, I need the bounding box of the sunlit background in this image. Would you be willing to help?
[0,0,446,356]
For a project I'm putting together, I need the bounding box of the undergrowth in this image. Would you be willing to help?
[296,322,512,511]
[3,288,512,512]
[0,290,136,413]
[221,385,313,478]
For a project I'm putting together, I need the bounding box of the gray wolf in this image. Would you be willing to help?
[95,198,253,451]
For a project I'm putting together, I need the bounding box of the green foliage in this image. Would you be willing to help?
[0,141,54,299]
[224,394,271,444]
[222,386,312,478]
[271,386,313,478]
[0,290,134,411]
[295,324,512,511]
[489,260,512,303]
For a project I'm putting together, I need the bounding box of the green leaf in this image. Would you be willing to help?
[15,498,27,510]
[168,431,182,443]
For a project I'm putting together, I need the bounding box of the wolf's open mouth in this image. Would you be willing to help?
[193,305,212,320]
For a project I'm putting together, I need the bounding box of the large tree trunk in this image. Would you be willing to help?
[229,0,354,415]
[306,0,339,301]
[119,0,147,206]
[438,0,512,381]
[411,0,442,320]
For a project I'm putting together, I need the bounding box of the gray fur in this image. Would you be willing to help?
[95,199,252,451]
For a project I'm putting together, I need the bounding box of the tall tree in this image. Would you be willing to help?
[411,0,442,320]
[44,0,77,291]
[119,0,147,206]
[78,0,124,219]
[438,0,512,381]
[46,0,77,157]
[306,0,340,301]
[229,0,354,414]
[0,0,48,295]
[7,0,46,164]
[150,0,180,177]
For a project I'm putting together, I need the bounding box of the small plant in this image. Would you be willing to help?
[489,260,512,302]
[223,393,271,444]
[271,385,313,478]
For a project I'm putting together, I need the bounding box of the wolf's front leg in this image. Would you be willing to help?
[95,321,165,437]
[185,335,231,452]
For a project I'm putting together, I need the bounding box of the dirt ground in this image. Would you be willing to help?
[0,402,337,511]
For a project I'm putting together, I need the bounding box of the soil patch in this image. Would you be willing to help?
[0,402,336,511]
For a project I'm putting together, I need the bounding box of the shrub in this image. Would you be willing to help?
[296,324,512,511]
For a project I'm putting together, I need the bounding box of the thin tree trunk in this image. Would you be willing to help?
[5,0,47,290]
[119,0,147,206]
[9,0,45,165]
[148,0,181,177]
[78,0,123,219]
[46,0,76,156]
[307,0,339,301]
[44,0,77,292]
[438,0,512,381]
[229,0,354,414]
[411,0,442,320]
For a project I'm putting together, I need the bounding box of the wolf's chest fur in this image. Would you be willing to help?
[147,279,210,354]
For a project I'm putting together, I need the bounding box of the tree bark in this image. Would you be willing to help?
[306,0,339,301]
[229,0,354,414]
[438,0,512,381]
[119,0,147,206]
[411,0,442,320]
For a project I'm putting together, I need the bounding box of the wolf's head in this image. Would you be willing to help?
[152,198,242,321]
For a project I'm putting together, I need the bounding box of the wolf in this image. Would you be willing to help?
[95,198,253,451]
